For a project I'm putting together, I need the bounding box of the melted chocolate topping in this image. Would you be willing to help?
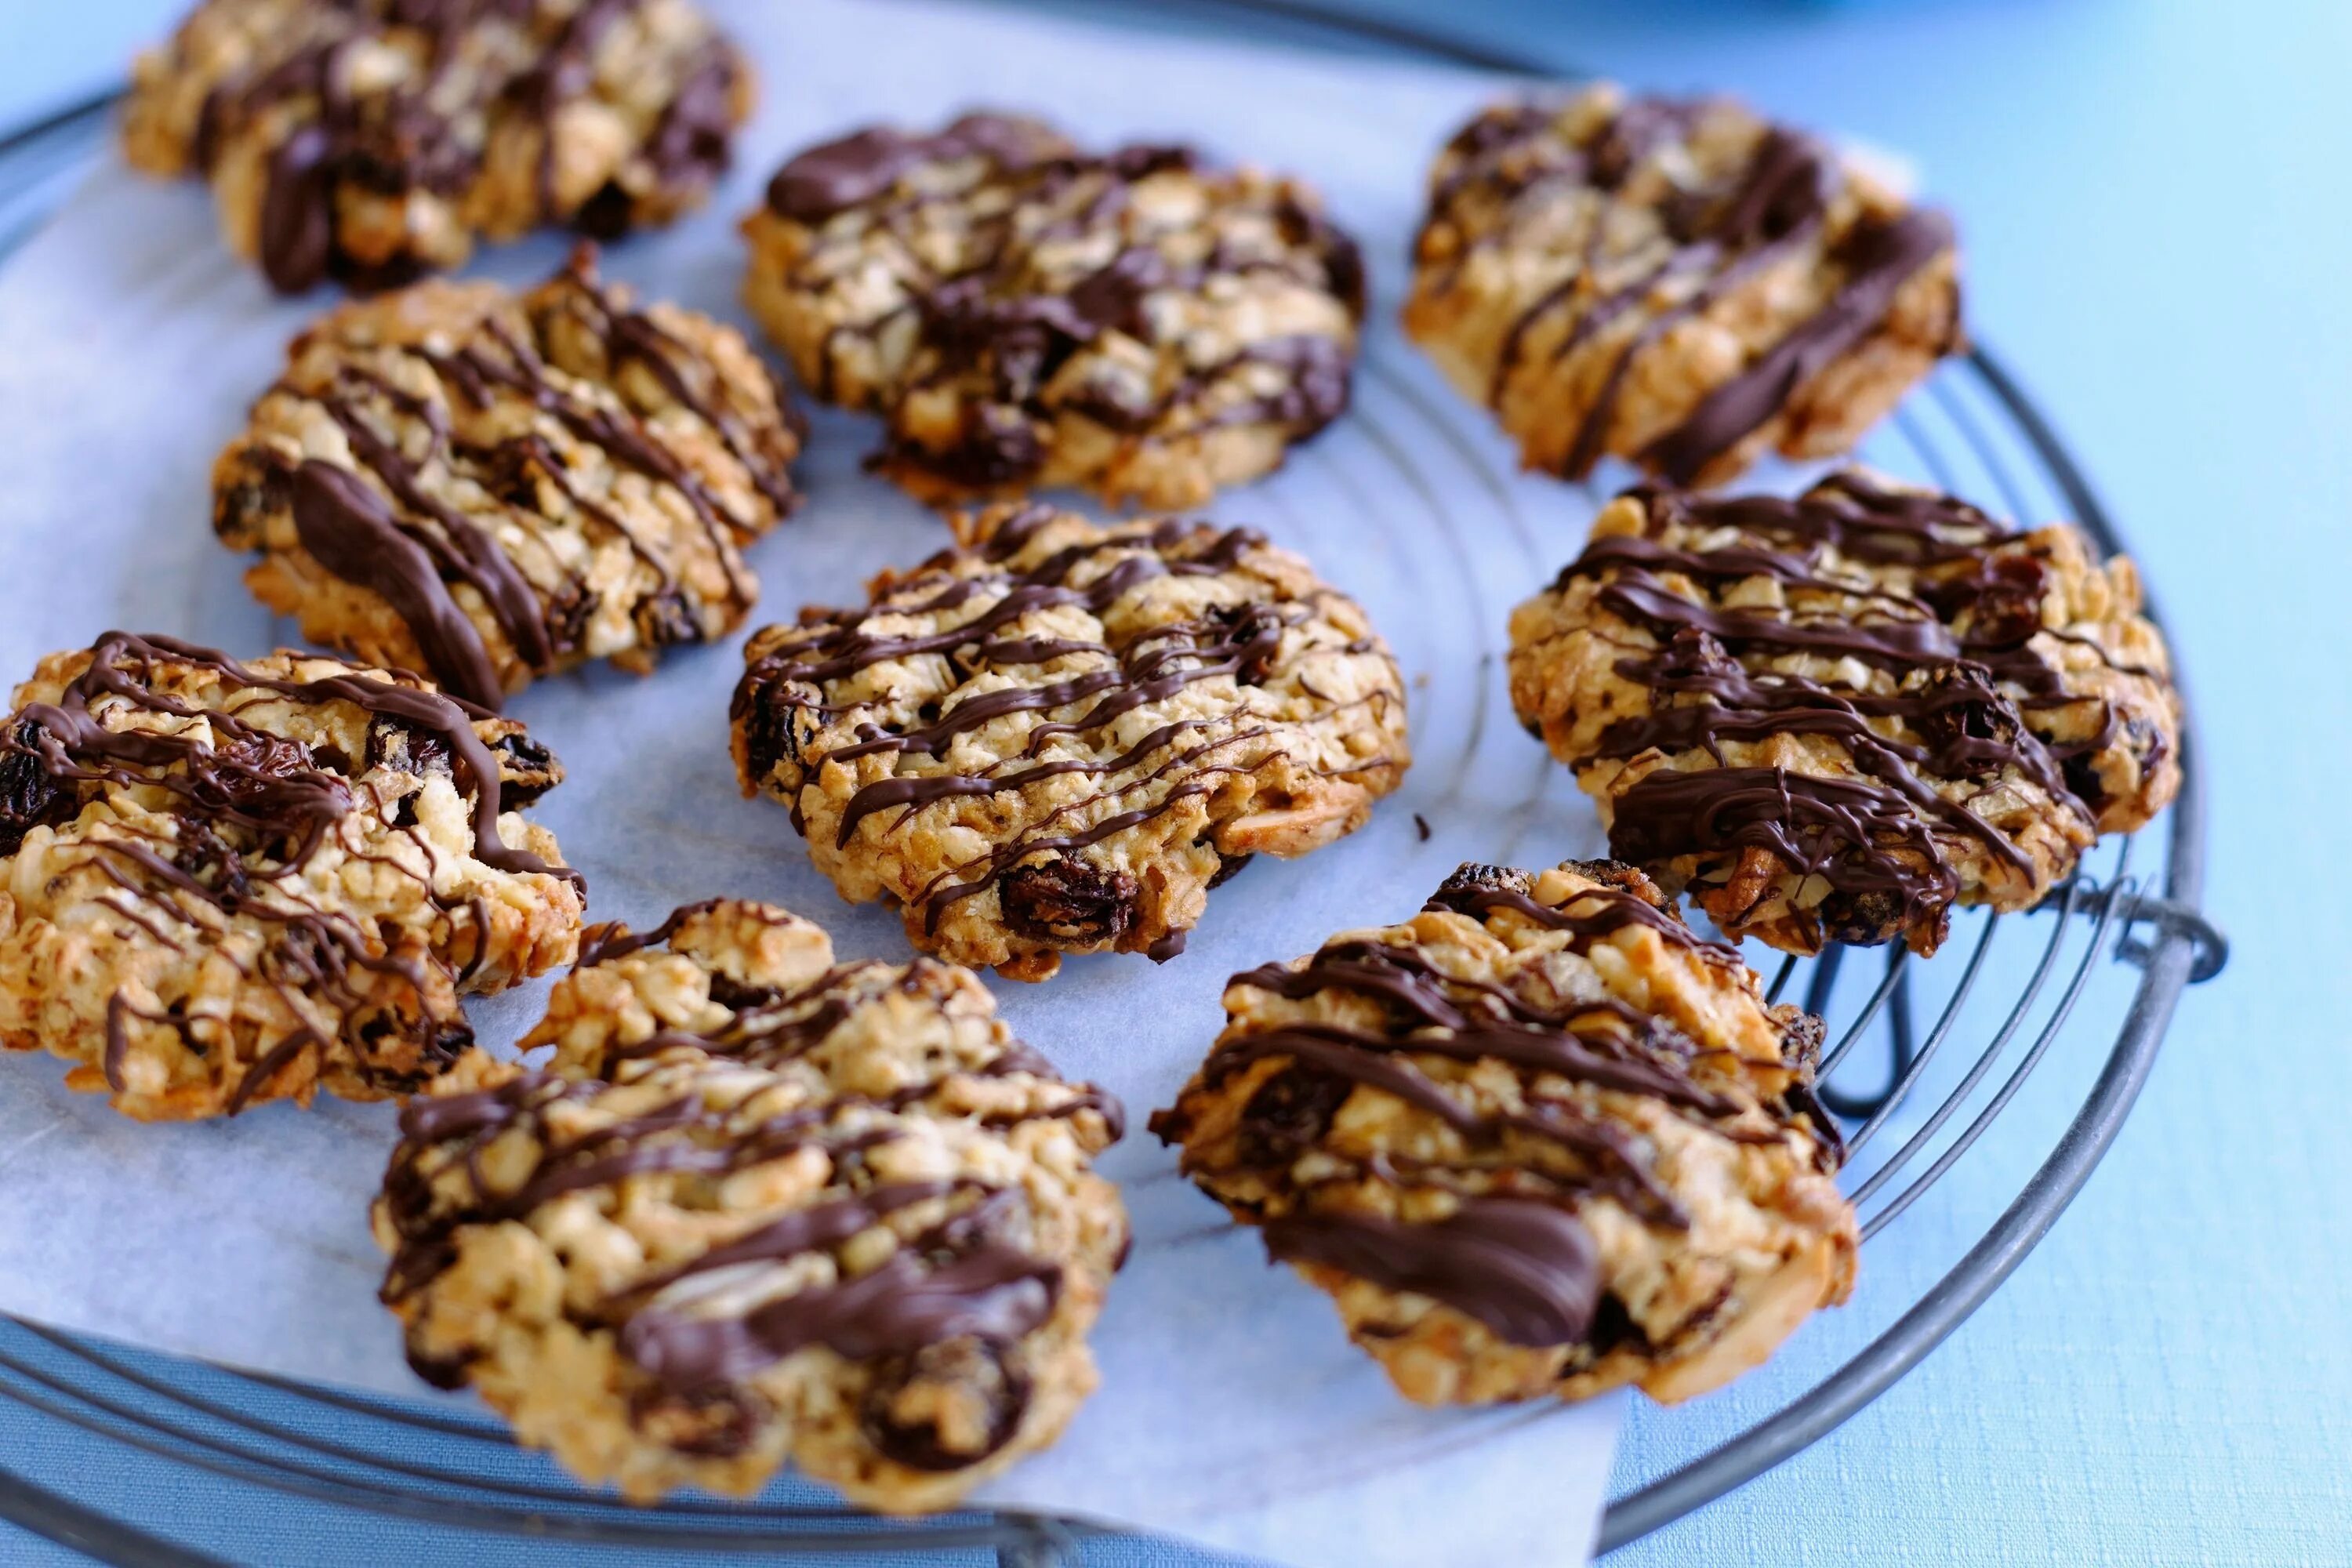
[735,516,1392,944]
[764,113,1363,489]
[188,0,731,292]
[1156,870,1822,1350]
[1433,96,1955,481]
[1552,474,2121,938]
[378,1050,1079,1432]
[258,249,793,708]
[3,631,575,1107]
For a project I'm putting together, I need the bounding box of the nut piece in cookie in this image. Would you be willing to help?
[212,246,802,709]
[375,897,1125,1512]
[730,503,1411,982]
[741,112,1364,510]
[1505,470,2182,954]
[1150,859,1853,1407]
[0,632,583,1120]
[122,0,754,292]
[1404,85,1962,488]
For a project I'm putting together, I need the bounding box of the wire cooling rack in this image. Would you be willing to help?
[0,7,2227,1563]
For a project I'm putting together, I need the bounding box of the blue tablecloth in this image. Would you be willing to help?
[1,2,2344,1563]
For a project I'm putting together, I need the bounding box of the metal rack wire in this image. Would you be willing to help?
[0,9,2226,1563]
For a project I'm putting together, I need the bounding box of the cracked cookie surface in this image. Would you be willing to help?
[375,897,1124,1512]
[1404,85,1962,488]
[731,503,1410,982]
[741,112,1364,510]
[1507,471,2181,954]
[0,632,583,1120]
[1150,859,1853,1407]
[122,0,753,293]
[213,248,802,710]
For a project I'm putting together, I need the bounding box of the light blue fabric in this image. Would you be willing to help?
[1,2,2345,1563]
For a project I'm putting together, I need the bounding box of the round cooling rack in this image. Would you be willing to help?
[0,8,2228,1565]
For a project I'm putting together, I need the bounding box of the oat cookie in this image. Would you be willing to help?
[0,632,583,1120]
[1404,85,1962,488]
[376,898,1125,1512]
[1507,471,2181,955]
[122,0,753,293]
[212,248,802,709]
[731,503,1410,982]
[1150,859,1853,1407]
[741,112,1364,510]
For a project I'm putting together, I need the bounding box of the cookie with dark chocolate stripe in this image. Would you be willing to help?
[212,248,801,709]
[1507,470,2181,954]
[729,503,1410,981]
[122,0,753,293]
[376,898,1124,1512]
[0,633,583,1120]
[1150,859,1853,1407]
[1405,85,1962,488]
[741,112,1364,510]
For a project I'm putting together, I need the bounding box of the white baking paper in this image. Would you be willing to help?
[0,3,1630,1563]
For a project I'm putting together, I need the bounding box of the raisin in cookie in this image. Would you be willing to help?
[122,0,752,294]
[1404,85,1962,488]
[213,248,802,710]
[731,503,1410,982]
[1150,859,1853,1407]
[741,112,1363,510]
[0,632,583,1120]
[1507,471,2180,955]
[376,899,1125,1512]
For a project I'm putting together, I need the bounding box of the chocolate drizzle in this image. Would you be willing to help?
[763,113,1363,491]
[377,898,1123,1437]
[242,249,795,707]
[2,631,575,1109]
[1151,866,1820,1350]
[1424,96,1957,482]
[568,902,1127,1142]
[1552,473,2125,946]
[735,512,1396,946]
[180,0,735,292]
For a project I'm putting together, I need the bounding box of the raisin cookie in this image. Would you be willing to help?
[0,632,583,1120]
[212,248,802,710]
[1150,860,1853,1407]
[1507,471,2181,955]
[741,111,1364,510]
[731,503,1410,982]
[1404,85,1962,488]
[122,0,752,293]
[376,898,1125,1512]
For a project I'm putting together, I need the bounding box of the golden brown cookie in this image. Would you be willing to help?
[1151,859,1853,1406]
[731,503,1410,981]
[1405,85,1962,488]
[123,0,753,292]
[375,898,1124,1512]
[212,248,801,709]
[0,632,583,1120]
[1506,471,2181,953]
[741,112,1363,510]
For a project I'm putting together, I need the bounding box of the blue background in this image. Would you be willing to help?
[0,1,2345,1563]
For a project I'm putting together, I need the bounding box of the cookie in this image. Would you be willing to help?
[1506,471,2181,955]
[122,0,753,293]
[376,898,1125,1512]
[1149,859,1853,1407]
[0,632,583,1120]
[731,503,1410,982]
[212,248,803,710]
[740,112,1364,510]
[1404,85,1962,488]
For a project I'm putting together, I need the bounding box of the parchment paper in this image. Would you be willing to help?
[0,3,1630,1563]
